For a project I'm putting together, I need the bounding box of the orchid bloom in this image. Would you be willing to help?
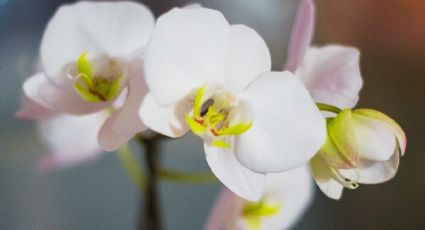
[310,108,406,199]
[139,7,326,201]
[205,166,314,230]
[22,1,154,155]
[285,0,406,199]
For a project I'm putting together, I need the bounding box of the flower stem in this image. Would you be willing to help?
[138,135,162,230]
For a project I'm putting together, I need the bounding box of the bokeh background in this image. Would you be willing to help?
[1,0,424,229]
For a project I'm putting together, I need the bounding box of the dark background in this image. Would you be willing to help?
[1,0,424,229]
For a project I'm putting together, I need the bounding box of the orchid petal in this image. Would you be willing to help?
[205,188,243,230]
[354,109,406,156]
[225,24,271,92]
[111,59,147,135]
[236,71,326,173]
[297,45,363,109]
[144,7,229,106]
[356,151,400,184]
[310,155,344,200]
[285,0,315,72]
[16,97,56,121]
[205,140,266,201]
[139,93,190,138]
[23,73,108,114]
[41,1,154,78]
[352,112,397,162]
[98,111,135,151]
[257,166,314,230]
[37,112,106,171]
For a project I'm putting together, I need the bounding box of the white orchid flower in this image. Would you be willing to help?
[22,1,154,152]
[139,7,326,200]
[285,0,406,199]
[205,166,314,230]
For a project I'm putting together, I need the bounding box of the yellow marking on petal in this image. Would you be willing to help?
[243,200,281,230]
[77,52,93,80]
[193,85,205,119]
[216,122,253,136]
[211,139,230,148]
[185,114,206,135]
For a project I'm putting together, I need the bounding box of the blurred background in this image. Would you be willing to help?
[1,0,424,229]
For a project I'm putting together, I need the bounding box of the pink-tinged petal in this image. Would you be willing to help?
[224,24,271,92]
[236,71,326,173]
[354,109,406,156]
[352,112,397,162]
[139,93,191,138]
[37,112,107,171]
[98,111,135,152]
[285,0,315,72]
[356,151,400,184]
[297,45,363,109]
[41,1,154,78]
[111,59,147,135]
[144,7,229,106]
[205,140,266,201]
[205,187,243,230]
[254,166,314,230]
[16,97,56,121]
[310,155,344,200]
[23,73,109,114]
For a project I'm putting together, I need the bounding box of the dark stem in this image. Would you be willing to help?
[139,135,162,230]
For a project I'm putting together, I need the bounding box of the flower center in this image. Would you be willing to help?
[185,85,253,148]
[242,198,281,230]
[70,52,124,102]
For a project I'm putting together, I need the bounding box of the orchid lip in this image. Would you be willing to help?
[68,52,126,103]
[185,84,253,148]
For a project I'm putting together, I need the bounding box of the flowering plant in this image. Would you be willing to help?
[18,0,406,229]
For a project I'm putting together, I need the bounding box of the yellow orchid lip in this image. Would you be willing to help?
[185,84,253,148]
[71,52,123,103]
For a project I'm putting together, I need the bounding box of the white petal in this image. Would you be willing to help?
[224,24,271,92]
[236,71,326,173]
[353,114,397,161]
[205,141,266,201]
[285,0,315,72]
[144,7,229,106]
[23,73,108,114]
[259,165,314,230]
[41,1,154,77]
[296,45,363,109]
[357,151,400,184]
[111,59,147,135]
[139,93,191,138]
[310,155,344,200]
[37,112,107,171]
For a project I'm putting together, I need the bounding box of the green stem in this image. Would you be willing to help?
[158,168,218,184]
[316,103,342,114]
[117,144,146,191]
